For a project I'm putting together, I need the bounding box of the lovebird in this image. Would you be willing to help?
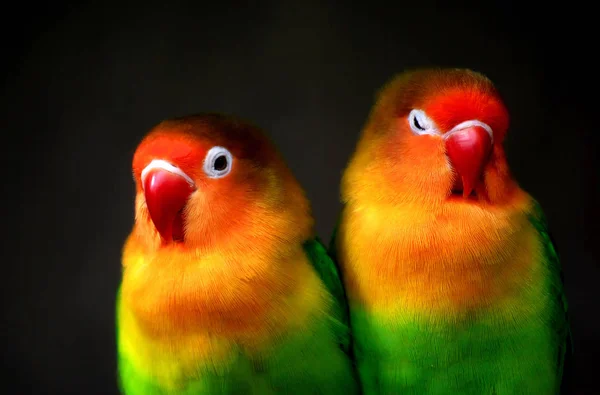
[117,113,359,394]
[329,68,571,394]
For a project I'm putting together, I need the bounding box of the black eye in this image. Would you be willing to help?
[413,116,425,130]
[213,155,228,171]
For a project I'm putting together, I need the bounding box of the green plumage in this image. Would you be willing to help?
[302,237,353,353]
[329,201,572,394]
[116,237,359,395]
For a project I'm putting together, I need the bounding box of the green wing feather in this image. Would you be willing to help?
[302,236,351,354]
[527,199,573,387]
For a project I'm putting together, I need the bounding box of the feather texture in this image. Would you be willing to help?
[331,198,570,394]
[117,113,359,394]
[330,69,571,394]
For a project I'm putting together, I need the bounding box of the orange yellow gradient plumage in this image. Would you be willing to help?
[117,114,358,394]
[329,69,571,394]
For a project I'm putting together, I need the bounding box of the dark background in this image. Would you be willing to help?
[3,1,598,394]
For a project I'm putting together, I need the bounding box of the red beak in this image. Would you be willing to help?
[142,162,195,242]
[445,125,493,198]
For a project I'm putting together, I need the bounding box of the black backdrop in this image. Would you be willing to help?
[3,1,598,394]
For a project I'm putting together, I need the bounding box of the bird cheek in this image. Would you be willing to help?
[411,136,455,196]
[179,190,211,245]
[437,141,457,195]
[407,133,447,168]
[385,135,450,196]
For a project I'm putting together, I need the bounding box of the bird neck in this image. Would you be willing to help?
[339,188,540,319]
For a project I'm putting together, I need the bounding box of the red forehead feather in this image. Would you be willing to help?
[131,114,281,182]
[132,132,207,180]
[424,88,509,135]
[373,70,510,142]
[382,69,510,138]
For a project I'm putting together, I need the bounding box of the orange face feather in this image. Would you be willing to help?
[130,114,310,249]
[339,69,536,317]
[121,114,318,342]
[343,68,517,208]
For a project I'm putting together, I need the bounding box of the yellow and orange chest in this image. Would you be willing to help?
[337,200,544,319]
[117,238,331,386]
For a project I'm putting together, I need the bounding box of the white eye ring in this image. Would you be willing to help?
[203,146,233,178]
[408,109,440,136]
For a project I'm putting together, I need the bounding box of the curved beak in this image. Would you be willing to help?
[141,159,196,242]
[444,120,493,198]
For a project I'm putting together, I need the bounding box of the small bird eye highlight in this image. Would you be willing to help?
[408,109,438,136]
[203,146,233,178]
